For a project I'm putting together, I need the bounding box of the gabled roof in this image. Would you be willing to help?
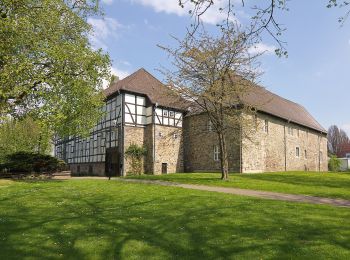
[103,68,187,111]
[104,68,326,133]
[242,85,326,133]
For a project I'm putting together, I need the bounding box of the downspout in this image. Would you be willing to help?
[121,92,125,176]
[239,119,243,173]
[284,124,287,171]
[318,133,321,172]
[153,103,158,174]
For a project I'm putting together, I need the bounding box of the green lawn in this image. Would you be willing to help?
[0,179,349,259]
[127,171,350,200]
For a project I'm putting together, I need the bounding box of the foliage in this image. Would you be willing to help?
[0,117,51,163]
[0,0,110,137]
[127,172,350,200]
[124,143,147,175]
[0,180,349,259]
[160,25,261,180]
[327,0,350,24]
[328,155,342,172]
[1,151,66,173]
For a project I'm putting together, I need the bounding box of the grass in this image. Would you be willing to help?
[127,171,350,200]
[0,179,349,259]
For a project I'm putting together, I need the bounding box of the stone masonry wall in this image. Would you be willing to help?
[70,163,105,176]
[123,124,184,175]
[242,112,328,173]
[183,114,240,172]
[153,125,184,174]
[123,125,145,175]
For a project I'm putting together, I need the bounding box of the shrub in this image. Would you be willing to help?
[125,143,147,175]
[2,152,66,174]
[328,155,341,172]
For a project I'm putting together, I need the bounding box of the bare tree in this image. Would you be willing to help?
[178,0,350,56]
[328,125,350,155]
[159,24,262,180]
[178,0,288,56]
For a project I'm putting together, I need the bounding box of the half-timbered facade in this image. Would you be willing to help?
[55,68,185,176]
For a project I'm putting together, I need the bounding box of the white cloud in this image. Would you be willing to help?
[101,0,114,5]
[248,43,276,55]
[88,17,123,49]
[132,0,238,25]
[111,66,130,80]
[103,66,131,89]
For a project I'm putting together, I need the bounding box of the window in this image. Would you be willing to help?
[264,120,268,133]
[305,150,307,159]
[288,126,293,135]
[320,151,323,162]
[346,153,350,158]
[207,120,213,132]
[296,147,300,157]
[163,110,168,117]
[214,145,220,161]
[169,111,174,117]
[297,129,300,137]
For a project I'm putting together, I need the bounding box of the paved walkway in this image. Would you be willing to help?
[116,178,350,208]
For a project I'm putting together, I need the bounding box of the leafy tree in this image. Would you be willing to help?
[125,143,147,175]
[0,0,110,137]
[328,155,342,172]
[0,117,52,163]
[160,25,260,180]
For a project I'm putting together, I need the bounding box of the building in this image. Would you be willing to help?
[55,68,328,176]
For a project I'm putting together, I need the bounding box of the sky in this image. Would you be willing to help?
[90,0,350,134]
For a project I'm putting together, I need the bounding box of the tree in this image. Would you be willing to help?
[328,155,342,172]
[160,25,261,180]
[0,117,51,163]
[327,125,349,155]
[0,0,110,137]
[125,143,147,175]
[327,0,350,24]
[178,0,350,56]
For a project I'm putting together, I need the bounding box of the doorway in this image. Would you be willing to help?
[161,163,168,174]
[105,147,120,177]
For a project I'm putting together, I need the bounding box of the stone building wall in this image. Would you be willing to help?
[122,124,184,175]
[242,112,328,173]
[123,125,145,175]
[153,124,184,174]
[183,114,241,172]
[70,163,105,176]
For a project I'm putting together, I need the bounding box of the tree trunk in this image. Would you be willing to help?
[218,132,229,180]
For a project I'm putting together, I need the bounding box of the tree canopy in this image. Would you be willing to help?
[0,116,51,163]
[0,0,111,136]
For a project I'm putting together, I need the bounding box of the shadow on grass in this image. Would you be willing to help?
[0,180,349,259]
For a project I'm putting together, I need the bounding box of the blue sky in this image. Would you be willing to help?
[90,0,350,134]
